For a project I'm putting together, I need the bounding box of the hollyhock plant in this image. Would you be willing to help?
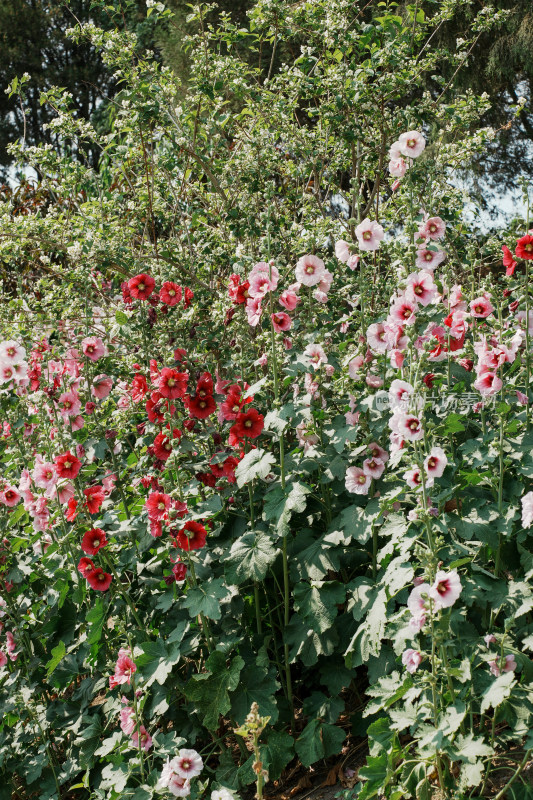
[109,648,137,688]
[402,648,423,674]
[55,451,82,480]
[81,336,106,361]
[355,218,384,251]
[295,254,326,287]
[81,527,108,555]
[515,234,533,260]
[158,368,188,399]
[397,130,426,158]
[430,570,462,609]
[176,521,207,551]
[160,281,182,305]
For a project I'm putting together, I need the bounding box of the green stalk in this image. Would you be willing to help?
[187,556,214,652]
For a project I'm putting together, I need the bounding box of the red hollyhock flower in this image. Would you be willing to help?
[183,287,194,308]
[176,521,207,551]
[146,491,171,520]
[174,348,187,362]
[230,408,264,440]
[81,527,108,555]
[128,273,156,300]
[210,455,239,483]
[160,282,182,306]
[220,384,250,420]
[86,568,112,591]
[77,557,95,576]
[146,391,166,423]
[131,374,149,403]
[185,394,216,419]
[196,471,217,487]
[196,372,214,397]
[515,235,533,260]
[158,368,188,399]
[153,429,181,461]
[171,559,187,581]
[84,485,105,514]
[423,373,435,389]
[502,245,518,276]
[66,498,79,522]
[55,451,82,480]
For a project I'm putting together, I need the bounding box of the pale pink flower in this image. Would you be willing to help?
[6,631,18,661]
[489,655,517,677]
[402,648,423,674]
[92,375,113,400]
[405,271,438,307]
[295,422,319,453]
[366,374,383,388]
[389,350,405,369]
[389,296,417,326]
[345,467,371,495]
[407,583,431,623]
[355,219,384,251]
[367,322,388,353]
[131,725,152,752]
[395,413,424,442]
[271,312,292,332]
[317,269,333,294]
[363,457,385,479]
[470,296,494,319]
[313,289,329,304]
[517,310,533,335]
[484,634,497,647]
[403,467,424,490]
[168,776,191,797]
[120,706,136,735]
[424,447,447,479]
[248,270,277,299]
[279,286,300,311]
[389,379,414,408]
[416,247,446,271]
[0,651,7,668]
[418,216,446,241]
[303,343,327,370]
[347,255,360,270]
[348,355,364,378]
[473,372,502,396]
[304,373,319,396]
[109,648,137,688]
[368,442,389,462]
[397,130,425,159]
[0,486,21,507]
[388,157,408,177]
[57,391,81,418]
[335,240,351,262]
[0,340,26,364]
[295,254,326,287]
[257,353,268,367]
[245,297,262,327]
[82,336,106,361]
[430,570,462,609]
[174,749,204,779]
[521,491,533,528]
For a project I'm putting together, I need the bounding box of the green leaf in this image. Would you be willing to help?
[235,448,275,487]
[262,730,295,780]
[136,632,184,686]
[225,531,279,584]
[45,640,66,677]
[293,581,345,633]
[295,719,345,767]
[263,481,311,537]
[330,499,381,544]
[230,663,279,725]
[345,588,387,666]
[480,671,516,713]
[115,310,129,326]
[185,651,244,730]
[182,577,230,620]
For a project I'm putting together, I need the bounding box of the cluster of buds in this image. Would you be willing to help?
[235,703,270,799]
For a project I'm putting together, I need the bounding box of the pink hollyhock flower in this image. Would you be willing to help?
[92,374,113,400]
[119,706,136,735]
[346,255,359,270]
[304,343,327,370]
[473,372,502,396]
[158,760,191,797]
[416,246,446,271]
[395,413,424,441]
[279,285,301,311]
[405,271,438,306]
[257,353,268,366]
[484,634,497,647]
[295,254,326,287]
[402,648,423,674]
[57,391,81,418]
[521,491,533,528]
[389,157,408,177]
[271,312,292,332]
[397,130,425,159]
[366,374,383,388]
[54,482,75,505]
[418,216,446,241]
[424,447,447,479]
[335,240,351,262]
[389,349,405,369]
[1,486,21,507]
[355,219,384,251]
[295,422,319,453]
[81,337,106,361]
[389,296,417,326]
[367,322,388,353]
[248,270,277,299]
[110,648,137,688]
[173,749,204,779]
[6,631,18,661]
[470,296,494,318]
[34,457,57,490]
[489,654,517,677]
[345,467,371,495]
[0,651,7,668]
[407,583,430,626]
[132,725,152,752]
[430,570,462,609]
[348,355,364,378]
[363,457,385,479]
[0,340,26,364]
[388,379,414,409]
[368,442,389,462]
[403,466,424,490]
[245,296,262,327]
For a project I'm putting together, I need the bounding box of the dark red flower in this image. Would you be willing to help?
[158,368,188,399]
[128,273,156,300]
[183,287,194,308]
[175,521,207,551]
[153,429,181,461]
[185,394,216,419]
[131,374,149,403]
[230,408,264,440]
[55,451,82,480]
[423,373,435,389]
[81,527,108,555]
[171,560,187,581]
[84,485,105,514]
[121,281,134,305]
[196,372,214,397]
[502,245,518,276]
[183,419,196,432]
[86,568,112,591]
[77,557,95,576]
[196,471,217,487]
[515,235,533,261]
[146,491,171,520]
[174,348,187,362]
[160,282,182,306]
[220,386,245,420]
[509,300,519,313]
